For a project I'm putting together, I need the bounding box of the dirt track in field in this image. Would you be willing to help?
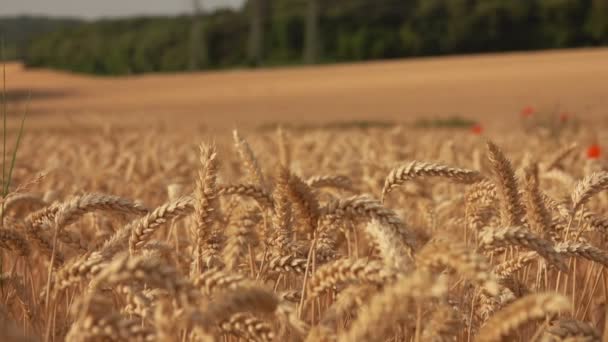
[3,48,608,129]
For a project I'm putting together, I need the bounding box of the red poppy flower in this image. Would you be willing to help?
[559,113,569,123]
[520,106,535,118]
[471,124,483,135]
[587,144,601,159]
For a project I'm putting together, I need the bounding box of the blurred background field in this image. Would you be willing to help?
[2,48,608,131]
[1,0,608,129]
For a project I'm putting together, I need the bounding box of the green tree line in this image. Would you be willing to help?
[0,16,82,60]
[15,0,608,75]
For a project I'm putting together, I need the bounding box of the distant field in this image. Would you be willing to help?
[3,48,608,129]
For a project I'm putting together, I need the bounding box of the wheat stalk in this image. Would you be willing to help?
[219,312,275,342]
[192,143,220,274]
[337,270,447,342]
[479,226,567,272]
[90,253,199,307]
[270,166,293,253]
[486,141,525,227]
[321,194,417,256]
[476,292,570,342]
[0,227,30,256]
[221,207,258,271]
[217,183,274,210]
[365,219,413,270]
[193,268,253,297]
[192,286,280,332]
[421,304,461,342]
[276,126,291,168]
[53,193,148,231]
[417,236,500,295]
[307,174,353,191]
[570,172,608,215]
[234,130,267,189]
[382,160,482,201]
[128,196,194,254]
[286,170,320,234]
[307,257,396,298]
[0,192,45,218]
[554,241,608,268]
[522,163,553,237]
[541,143,578,172]
[540,318,600,342]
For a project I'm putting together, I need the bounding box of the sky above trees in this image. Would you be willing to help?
[0,0,244,19]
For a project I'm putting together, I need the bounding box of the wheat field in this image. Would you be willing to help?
[5,48,608,129]
[0,115,606,342]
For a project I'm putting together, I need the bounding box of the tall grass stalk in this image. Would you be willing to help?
[0,37,5,283]
[0,37,28,217]
[0,34,29,313]
[0,39,31,202]
[1,37,6,200]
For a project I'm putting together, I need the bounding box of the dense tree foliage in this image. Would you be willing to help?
[0,16,82,60]
[11,0,608,74]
